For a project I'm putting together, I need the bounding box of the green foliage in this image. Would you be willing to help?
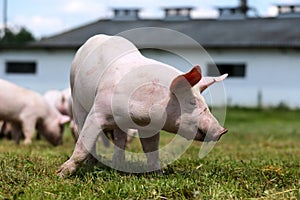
[0,108,299,199]
[0,27,35,45]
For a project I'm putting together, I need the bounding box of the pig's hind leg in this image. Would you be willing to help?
[112,128,127,170]
[139,133,161,173]
[57,109,103,178]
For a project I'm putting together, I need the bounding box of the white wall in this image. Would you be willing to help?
[0,49,76,94]
[209,48,300,108]
[143,47,300,108]
[1,47,299,108]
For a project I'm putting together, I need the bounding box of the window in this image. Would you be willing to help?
[207,63,246,77]
[5,62,37,74]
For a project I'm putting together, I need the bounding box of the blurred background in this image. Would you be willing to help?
[0,0,299,108]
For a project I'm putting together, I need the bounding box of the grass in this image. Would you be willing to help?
[0,107,299,199]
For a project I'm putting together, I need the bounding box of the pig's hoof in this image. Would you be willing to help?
[56,160,77,178]
[24,139,32,145]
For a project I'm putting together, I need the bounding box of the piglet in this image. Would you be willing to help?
[0,79,70,145]
[57,34,228,177]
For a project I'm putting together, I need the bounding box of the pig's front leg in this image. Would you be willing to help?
[21,119,37,145]
[10,122,22,145]
[112,128,127,170]
[139,133,161,173]
[57,111,101,178]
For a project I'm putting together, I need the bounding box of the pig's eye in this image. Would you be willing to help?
[183,97,197,106]
[189,98,197,106]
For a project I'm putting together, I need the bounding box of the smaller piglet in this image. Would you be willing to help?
[44,88,79,141]
[0,79,70,145]
[44,89,73,116]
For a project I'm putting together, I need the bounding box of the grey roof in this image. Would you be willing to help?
[13,17,300,49]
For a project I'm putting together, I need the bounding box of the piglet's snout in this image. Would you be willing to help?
[218,128,228,140]
[195,126,228,142]
[207,126,228,142]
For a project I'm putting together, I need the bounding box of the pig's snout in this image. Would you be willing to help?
[196,108,228,142]
[217,128,228,140]
[195,127,228,142]
[45,134,63,146]
[53,137,63,146]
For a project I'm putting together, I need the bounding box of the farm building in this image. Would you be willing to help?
[0,3,300,108]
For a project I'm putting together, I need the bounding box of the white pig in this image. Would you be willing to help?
[43,88,80,140]
[0,120,13,139]
[57,34,227,177]
[43,88,109,143]
[61,88,73,117]
[0,79,70,145]
[124,74,228,146]
[44,89,72,117]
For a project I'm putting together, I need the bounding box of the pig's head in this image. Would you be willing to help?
[38,112,70,146]
[164,65,227,142]
[56,89,72,116]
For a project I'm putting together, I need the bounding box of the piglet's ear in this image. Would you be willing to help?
[59,115,71,124]
[170,65,202,92]
[199,74,228,93]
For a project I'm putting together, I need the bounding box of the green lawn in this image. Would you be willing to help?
[0,108,299,199]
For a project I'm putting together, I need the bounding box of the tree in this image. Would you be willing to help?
[0,27,35,45]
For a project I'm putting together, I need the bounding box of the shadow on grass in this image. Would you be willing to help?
[73,156,164,179]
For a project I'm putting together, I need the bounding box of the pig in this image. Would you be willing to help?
[43,90,64,112]
[0,120,6,138]
[43,88,79,141]
[0,120,13,139]
[43,88,111,144]
[43,88,73,117]
[61,88,73,116]
[57,34,227,177]
[0,79,70,145]
[124,74,228,147]
[59,88,114,144]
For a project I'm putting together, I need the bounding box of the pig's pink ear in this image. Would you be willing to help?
[59,115,71,124]
[170,65,202,92]
[199,74,228,93]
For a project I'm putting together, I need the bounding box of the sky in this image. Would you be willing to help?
[0,0,299,39]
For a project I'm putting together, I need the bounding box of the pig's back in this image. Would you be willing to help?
[71,34,141,112]
[43,90,62,108]
[0,79,43,120]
